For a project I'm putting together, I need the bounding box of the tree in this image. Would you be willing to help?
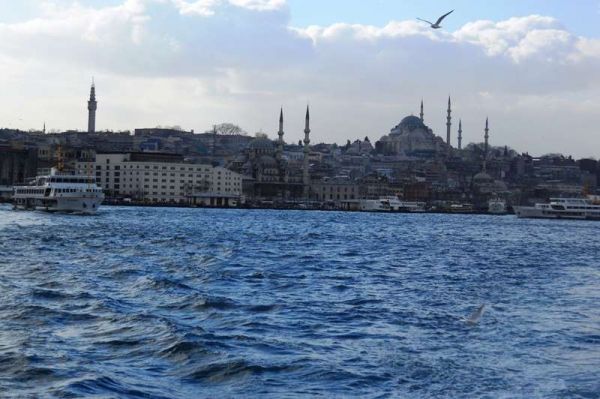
[215,123,247,136]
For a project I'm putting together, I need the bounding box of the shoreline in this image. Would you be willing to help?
[0,199,509,215]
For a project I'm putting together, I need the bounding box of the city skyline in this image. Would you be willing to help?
[1,1,600,157]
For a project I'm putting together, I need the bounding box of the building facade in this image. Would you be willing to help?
[77,152,243,205]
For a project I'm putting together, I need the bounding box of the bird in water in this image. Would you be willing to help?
[417,10,454,29]
[464,304,486,325]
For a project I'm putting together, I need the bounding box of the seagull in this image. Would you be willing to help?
[417,10,454,29]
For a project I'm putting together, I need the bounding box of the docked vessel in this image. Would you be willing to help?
[488,198,507,214]
[13,168,104,214]
[514,197,600,220]
[359,199,391,212]
[380,196,426,212]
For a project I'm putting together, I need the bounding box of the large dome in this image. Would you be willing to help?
[399,115,425,130]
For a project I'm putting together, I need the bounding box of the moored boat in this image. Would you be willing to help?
[514,197,600,220]
[13,168,104,214]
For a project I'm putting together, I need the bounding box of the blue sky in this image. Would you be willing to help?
[287,0,600,37]
[1,0,600,156]
[2,0,599,36]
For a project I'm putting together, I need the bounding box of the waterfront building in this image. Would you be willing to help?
[76,152,243,205]
[311,178,359,202]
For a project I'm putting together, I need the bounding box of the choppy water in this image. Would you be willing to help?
[0,204,599,398]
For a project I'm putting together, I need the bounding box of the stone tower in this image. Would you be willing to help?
[458,119,463,150]
[446,96,451,146]
[484,117,489,155]
[277,108,284,161]
[483,117,490,172]
[87,80,97,134]
[303,105,311,199]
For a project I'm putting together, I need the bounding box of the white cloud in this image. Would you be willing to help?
[0,1,599,157]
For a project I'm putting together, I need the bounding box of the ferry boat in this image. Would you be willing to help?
[514,197,600,220]
[380,196,426,212]
[359,199,391,212]
[13,168,104,214]
[488,198,507,214]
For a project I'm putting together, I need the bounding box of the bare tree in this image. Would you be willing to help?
[215,123,247,136]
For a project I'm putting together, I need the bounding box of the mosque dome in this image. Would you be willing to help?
[399,115,426,130]
[248,137,275,150]
[390,115,426,135]
[473,171,493,183]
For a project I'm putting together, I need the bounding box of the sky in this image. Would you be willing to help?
[1,0,600,157]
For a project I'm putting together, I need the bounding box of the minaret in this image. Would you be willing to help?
[484,117,489,155]
[483,117,489,172]
[303,105,311,199]
[87,80,97,134]
[419,99,424,123]
[446,96,452,146]
[457,119,462,150]
[276,108,284,161]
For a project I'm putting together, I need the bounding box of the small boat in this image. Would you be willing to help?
[514,197,600,220]
[13,168,104,214]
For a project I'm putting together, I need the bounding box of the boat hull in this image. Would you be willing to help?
[13,196,102,214]
[514,206,600,220]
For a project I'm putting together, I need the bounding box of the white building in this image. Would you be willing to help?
[76,152,243,206]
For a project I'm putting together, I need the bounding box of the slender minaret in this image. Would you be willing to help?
[303,105,311,198]
[87,80,97,134]
[457,119,462,150]
[446,96,452,146]
[484,117,489,155]
[276,108,284,161]
[483,117,490,172]
[420,99,424,123]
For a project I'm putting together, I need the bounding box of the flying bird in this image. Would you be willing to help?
[417,10,454,29]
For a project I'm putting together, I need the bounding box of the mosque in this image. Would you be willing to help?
[227,107,312,200]
[375,99,454,157]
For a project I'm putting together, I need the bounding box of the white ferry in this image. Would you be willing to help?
[488,198,507,214]
[13,168,104,214]
[360,199,391,212]
[514,197,600,220]
[380,196,426,212]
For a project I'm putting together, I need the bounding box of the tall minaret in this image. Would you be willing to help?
[303,105,311,198]
[419,99,424,123]
[446,96,452,146]
[484,117,489,155]
[457,119,463,150]
[87,80,97,134]
[276,108,284,161]
[483,117,490,172]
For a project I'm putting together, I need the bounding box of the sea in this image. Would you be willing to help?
[0,204,598,398]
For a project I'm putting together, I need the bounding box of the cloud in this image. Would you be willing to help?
[0,1,599,157]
